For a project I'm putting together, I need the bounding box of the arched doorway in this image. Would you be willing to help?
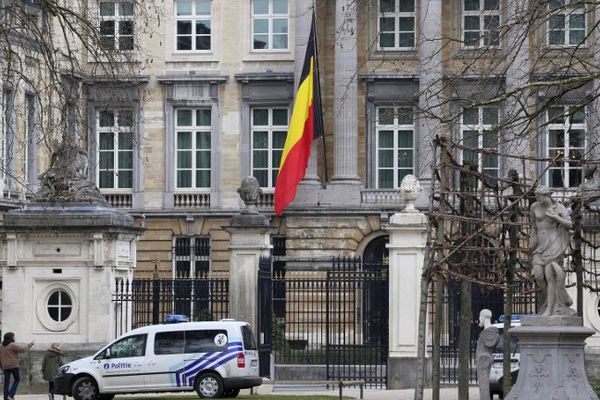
[362,234,389,266]
[360,234,389,347]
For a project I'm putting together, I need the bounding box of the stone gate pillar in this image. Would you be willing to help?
[386,209,428,389]
[226,177,271,329]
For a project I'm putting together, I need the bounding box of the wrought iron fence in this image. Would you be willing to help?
[265,257,388,388]
[429,281,537,384]
[112,274,229,338]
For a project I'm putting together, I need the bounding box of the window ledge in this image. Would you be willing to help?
[454,47,505,59]
[369,49,418,60]
[243,52,294,62]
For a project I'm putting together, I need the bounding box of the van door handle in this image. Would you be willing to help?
[147,362,156,366]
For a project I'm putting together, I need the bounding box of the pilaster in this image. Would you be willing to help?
[386,211,428,389]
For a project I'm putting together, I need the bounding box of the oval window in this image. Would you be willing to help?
[47,290,72,322]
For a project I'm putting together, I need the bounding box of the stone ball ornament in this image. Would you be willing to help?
[237,176,262,214]
[400,174,422,213]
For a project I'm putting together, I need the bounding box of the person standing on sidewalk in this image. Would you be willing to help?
[0,332,34,400]
[42,343,64,400]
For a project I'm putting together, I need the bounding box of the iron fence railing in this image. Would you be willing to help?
[263,257,389,388]
[112,275,229,338]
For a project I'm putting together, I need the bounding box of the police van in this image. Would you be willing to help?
[54,320,262,399]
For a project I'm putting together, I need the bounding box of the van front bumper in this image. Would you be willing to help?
[223,376,262,390]
[54,373,75,396]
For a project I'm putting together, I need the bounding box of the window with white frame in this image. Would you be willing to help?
[461,106,500,182]
[0,89,10,181]
[375,106,414,188]
[24,94,35,184]
[378,0,415,50]
[47,289,73,322]
[546,105,586,188]
[252,0,288,51]
[251,107,288,188]
[175,0,211,51]
[97,109,134,190]
[175,109,211,189]
[462,0,500,48]
[99,1,134,51]
[548,0,586,47]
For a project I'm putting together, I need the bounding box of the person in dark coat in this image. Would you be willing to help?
[41,343,64,400]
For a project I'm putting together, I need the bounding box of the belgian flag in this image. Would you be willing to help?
[274,14,323,216]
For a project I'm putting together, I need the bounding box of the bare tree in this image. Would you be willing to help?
[0,0,161,195]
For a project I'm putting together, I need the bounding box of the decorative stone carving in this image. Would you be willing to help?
[400,174,421,213]
[476,309,500,400]
[36,135,106,203]
[529,186,576,317]
[237,176,261,214]
[505,323,599,400]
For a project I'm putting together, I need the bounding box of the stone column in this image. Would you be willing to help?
[504,0,531,177]
[417,0,442,203]
[327,0,361,204]
[386,210,429,389]
[226,213,271,329]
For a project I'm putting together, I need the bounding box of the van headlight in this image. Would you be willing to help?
[58,366,70,375]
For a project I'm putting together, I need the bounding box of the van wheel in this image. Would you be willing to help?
[223,388,240,398]
[72,377,98,400]
[195,372,224,398]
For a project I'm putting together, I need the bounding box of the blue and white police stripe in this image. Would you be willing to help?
[175,341,244,387]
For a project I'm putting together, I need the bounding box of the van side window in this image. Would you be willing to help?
[185,330,228,353]
[242,325,257,350]
[99,334,147,359]
[155,331,185,355]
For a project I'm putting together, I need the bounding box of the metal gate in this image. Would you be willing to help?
[258,256,389,388]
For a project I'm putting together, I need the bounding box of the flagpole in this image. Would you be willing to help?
[312,2,328,184]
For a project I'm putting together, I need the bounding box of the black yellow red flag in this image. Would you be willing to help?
[274,13,323,215]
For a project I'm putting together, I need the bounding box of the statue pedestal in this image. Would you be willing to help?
[505,317,599,399]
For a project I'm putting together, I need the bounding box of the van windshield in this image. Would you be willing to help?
[242,325,257,350]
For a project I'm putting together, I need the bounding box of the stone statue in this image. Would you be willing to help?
[36,135,106,203]
[529,186,575,317]
[400,174,421,213]
[476,309,500,400]
[237,176,261,214]
[581,162,600,197]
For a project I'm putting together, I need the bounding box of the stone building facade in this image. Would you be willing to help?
[3,0,600,348]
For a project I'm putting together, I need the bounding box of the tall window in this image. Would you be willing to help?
[252,0,288,51]
[97,109,134,190]
[174,236,210,278]
[24,94,35,185]
[175,0,211,51]
[378,0,415,50]
[173,236,211,319]
[99,1,134,50]
[376,106,414,189]
[251,107,288,188]
[548,0,586,47]
[462,0,500,48]
[546,106,585,188]
[175,109,211,189]
[461,106,499,182]
[0,89,11,180]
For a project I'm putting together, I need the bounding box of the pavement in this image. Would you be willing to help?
[16,386,482,400]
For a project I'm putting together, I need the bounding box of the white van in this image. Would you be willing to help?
[54,320,261,399]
